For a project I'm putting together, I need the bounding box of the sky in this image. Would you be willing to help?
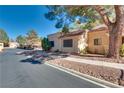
[0,5,60,39]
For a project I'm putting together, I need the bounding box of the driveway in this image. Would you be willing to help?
[0,49,103,88]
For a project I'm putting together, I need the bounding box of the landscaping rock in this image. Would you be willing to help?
[47,59,123,86]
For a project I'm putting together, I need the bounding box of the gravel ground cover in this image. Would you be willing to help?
[47,58,124,86]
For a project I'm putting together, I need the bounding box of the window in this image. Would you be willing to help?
[50,41,54,47]
[63,39,73,47]
[122,37,124,44]
[94,38,102,45]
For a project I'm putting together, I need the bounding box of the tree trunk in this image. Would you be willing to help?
[108,6,124,60]
[108,23,121,60]
[94,5,124,59]
[107,25,116,58]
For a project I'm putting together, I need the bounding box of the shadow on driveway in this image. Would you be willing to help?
[19,50,70,65]
[20,58,44,64]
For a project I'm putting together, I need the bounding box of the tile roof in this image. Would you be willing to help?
[59,30,85,38]
[89,27,108,33]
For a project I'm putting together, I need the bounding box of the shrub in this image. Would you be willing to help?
[79,47,87,55]
[120,44,124,57]
[42,37,51,51]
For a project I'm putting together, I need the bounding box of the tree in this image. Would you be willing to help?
[61,25,69,34]
[26,30,39,47]
[45,5,124,59]
[26,30,38,39]
[94,6,124,60]
[0,29,9,47]
[16,35,26,46]
[45,6,96,29]
[42,37,51,51]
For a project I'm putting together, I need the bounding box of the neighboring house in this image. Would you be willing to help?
[48,30,88,53]
[9,42,19,48]
[48,25,124,55]
[0,43,4,52]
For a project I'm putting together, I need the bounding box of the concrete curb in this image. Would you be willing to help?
[45,62,123,88]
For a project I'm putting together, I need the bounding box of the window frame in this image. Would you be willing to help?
[94,38,102,45]
[63,39,73,47]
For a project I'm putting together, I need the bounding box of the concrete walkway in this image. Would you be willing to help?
[63,57,124,70]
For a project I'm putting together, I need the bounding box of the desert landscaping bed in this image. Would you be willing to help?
[47,52,124,63]
[47,58,124,86]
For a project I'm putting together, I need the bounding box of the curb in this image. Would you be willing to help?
[45,62,123,88]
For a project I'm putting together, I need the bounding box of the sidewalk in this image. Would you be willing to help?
[63,57,124,70]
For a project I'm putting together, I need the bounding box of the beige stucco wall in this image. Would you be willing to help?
[48,32,62,51]
[60,35,80,53]
[88,30,109,54]
[61,32,88,53]
[48,31,88,53]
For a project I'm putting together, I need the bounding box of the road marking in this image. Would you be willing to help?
[45,63,110,88]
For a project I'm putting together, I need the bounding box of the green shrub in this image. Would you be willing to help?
[120,44,124,57]
[42,37,51,51]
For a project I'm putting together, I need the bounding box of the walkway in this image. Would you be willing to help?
[63,57,124,70]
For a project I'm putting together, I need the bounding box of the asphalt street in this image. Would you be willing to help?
[0,49,103,88]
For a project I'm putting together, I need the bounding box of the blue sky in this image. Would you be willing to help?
[0,5,60,39]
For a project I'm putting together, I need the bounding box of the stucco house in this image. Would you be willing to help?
[9,42,19,48]
[48,30,88,53]
[48,25,124,55]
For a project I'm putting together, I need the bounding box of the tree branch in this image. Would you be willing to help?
[114,5,124,23]
[94,5,112,27]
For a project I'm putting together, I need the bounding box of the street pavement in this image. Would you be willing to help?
[0,49,103,88]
